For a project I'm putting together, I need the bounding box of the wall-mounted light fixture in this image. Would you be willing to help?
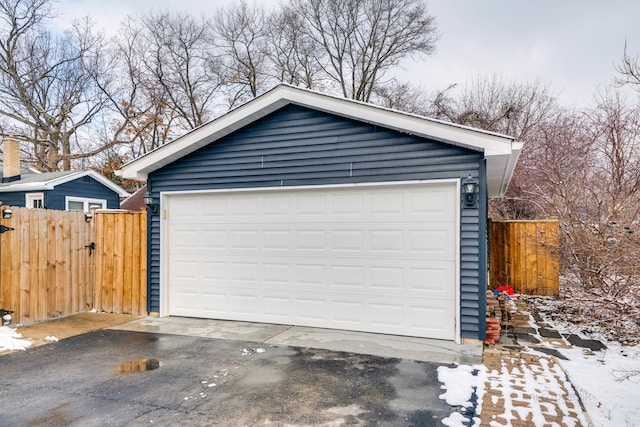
[2,209,12,219]
[462,175,479,209]
[84,212,93,222]
[143,191,158,214]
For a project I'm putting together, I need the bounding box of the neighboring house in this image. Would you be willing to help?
[0,138,129,211]
[119,84,522,343]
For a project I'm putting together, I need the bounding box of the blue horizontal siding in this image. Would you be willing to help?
[48,177,120,210]
[148,104,487,340]
[1,178,120,210]
[0,191,30,207]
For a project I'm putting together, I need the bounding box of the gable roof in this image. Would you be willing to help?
[0,169,130,197]
[118,83,522,197]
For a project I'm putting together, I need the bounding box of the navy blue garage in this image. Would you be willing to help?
[119,84,521,342]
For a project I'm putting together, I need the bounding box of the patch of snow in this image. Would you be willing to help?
[44,336,59,342]
[483,356,583,427]
[438,364,485,427]
[241,347,266,356]
[556,343,640,427]
[0,326,31,351]
[441,411,469,427]
[437,364,486,407]
[521,293,640,426]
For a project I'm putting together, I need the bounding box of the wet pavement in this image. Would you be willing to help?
[0,329,456,426]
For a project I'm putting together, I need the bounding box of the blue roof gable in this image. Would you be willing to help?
[0,170,128,210]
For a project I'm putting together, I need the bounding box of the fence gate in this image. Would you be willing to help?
[0,208,93,323]
[93,210,147,315]
[489,220,560,296]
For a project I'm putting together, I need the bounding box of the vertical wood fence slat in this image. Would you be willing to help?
[37,209,48,320]
[0,207,147,324]
[489,220,560,296]
[138,212,147,315]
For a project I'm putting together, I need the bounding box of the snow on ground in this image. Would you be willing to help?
[0,326,31,352]
[438,356,588,427]
[557,344,640,427]
[438,364,486,427]
[522,294,640,427]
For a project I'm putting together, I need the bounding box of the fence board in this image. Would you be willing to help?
[490,220,559,296]
[0,207,147,324]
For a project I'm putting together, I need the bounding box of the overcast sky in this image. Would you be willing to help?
[53,0,640,107]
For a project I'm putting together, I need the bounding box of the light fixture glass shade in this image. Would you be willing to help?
[465,182,476,194]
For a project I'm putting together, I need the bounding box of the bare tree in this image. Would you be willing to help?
[97,17,174,159]
[0,0,112,171]
[290,0,438,102]
[502,89,640,310]
[615,41,640,91]
[214,1,270,108]
[448,75,558,141]
[265,5,324,89]
[371,80,431,114]
[102,12,222,159]
[140,12,221,129]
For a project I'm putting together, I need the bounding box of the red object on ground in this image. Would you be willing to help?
[495,285,515,295]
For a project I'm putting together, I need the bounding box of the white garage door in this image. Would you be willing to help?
[164,181,458,340]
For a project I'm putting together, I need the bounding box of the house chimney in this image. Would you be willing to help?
[2,137,21,183]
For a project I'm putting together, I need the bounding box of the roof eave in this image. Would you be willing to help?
[485,141,523,198]
[118,85,520,193]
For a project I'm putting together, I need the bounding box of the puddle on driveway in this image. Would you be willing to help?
[117,358,160,373]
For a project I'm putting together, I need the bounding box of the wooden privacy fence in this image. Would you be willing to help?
[0,207,147,324]
[489,220,560,296]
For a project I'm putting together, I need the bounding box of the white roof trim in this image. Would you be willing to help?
[0,170,130,196]
[118,83,521,197]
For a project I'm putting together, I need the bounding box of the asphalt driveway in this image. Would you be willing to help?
[0,329,459,426]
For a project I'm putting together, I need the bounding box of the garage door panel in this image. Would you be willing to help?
[263,230,292,249]
[166,182,457,340]
[263,296,292,318]
[201,261,227,280]
[202,230,227,249]
[231,294,259,315]
[231,230,259,249]
[296,298,327,320]
[231,262,259,281]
